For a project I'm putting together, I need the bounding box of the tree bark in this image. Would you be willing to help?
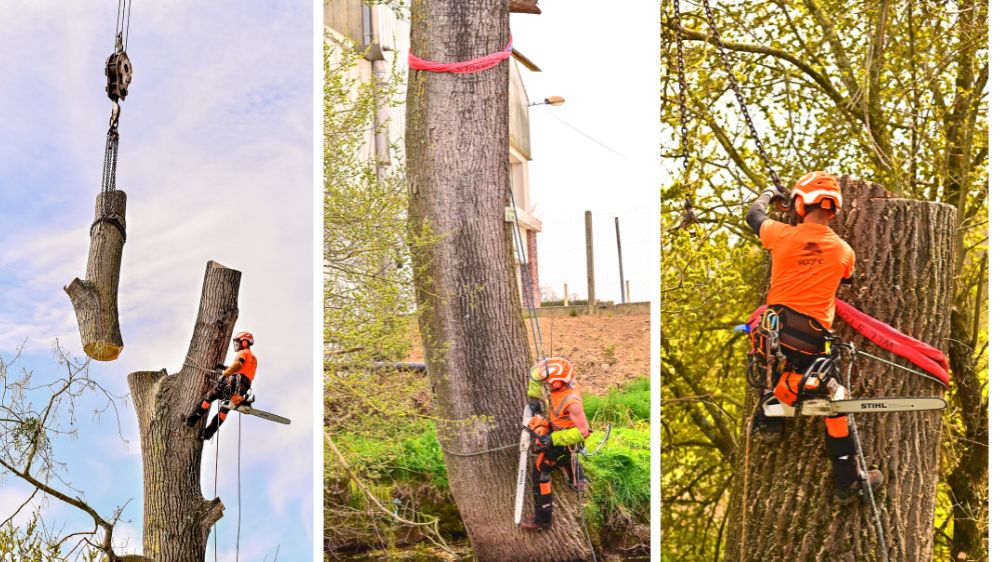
[405,1,588,559]
[65,190,126,361]
[509,0,541,14]
[725,178,956,561]
[128,261,241,561]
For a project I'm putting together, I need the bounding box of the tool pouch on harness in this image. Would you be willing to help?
[746,305,833,395]
[528,415,550,454]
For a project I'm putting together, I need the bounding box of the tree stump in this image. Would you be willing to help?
[725,177,956,561]
[65,190,127,361]
[128,261,241,560]
[406,1,588,559]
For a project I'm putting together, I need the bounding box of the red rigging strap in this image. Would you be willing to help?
[408,35,513,74]
[834,299,950,384]
[745,300,950,385]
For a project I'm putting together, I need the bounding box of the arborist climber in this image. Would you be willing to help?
[519,357,591,531]
[184,331,258,441]
[746,172,884,503]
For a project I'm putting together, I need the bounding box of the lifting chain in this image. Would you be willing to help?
[93,1,132,236]
[671,0,699,232]
[699,0,789,199]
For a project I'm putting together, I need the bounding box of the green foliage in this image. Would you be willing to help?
[0,519,62,562]
[323,35,415,364]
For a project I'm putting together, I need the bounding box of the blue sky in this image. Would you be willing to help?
[0,1,313,559]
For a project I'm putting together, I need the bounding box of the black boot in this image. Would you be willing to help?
[752,396,785,443]
[201,424,218,441]
[184,412,201,428]
[833,456,886,504]
[519,516,551,531]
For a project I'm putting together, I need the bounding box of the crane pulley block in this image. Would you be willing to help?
[105,37,132,103]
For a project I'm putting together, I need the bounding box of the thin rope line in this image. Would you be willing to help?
[236,414,242,562]
[437,442,517,457]
[507,180,545,360]
[213,427,219,562]
[845,350,888,561]
[124,0,132,50]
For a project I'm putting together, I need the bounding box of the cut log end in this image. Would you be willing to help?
[84,340,124,362]
[65,278,124,361]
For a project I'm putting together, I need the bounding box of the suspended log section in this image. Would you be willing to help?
[65,189,127,361]
[65,31,133,361]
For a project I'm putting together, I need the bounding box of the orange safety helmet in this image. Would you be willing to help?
[790,171,842,217]
[530,357,574,388]
[233,331,254,351]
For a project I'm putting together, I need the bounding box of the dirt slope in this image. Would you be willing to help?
[407,312,650,395]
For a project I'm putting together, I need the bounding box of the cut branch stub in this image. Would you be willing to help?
[127,260,241,560]
[509,0,541,14]
[65,190,126,361]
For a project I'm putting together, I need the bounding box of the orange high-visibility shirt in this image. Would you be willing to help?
[759,220,855,330]
[548,386,584,431]
[234,348,258,382]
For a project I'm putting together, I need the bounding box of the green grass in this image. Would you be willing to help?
[584,377,651,424]
[582,424,651,524]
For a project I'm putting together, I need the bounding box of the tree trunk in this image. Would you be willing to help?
[945,302,988,562]
[405,1,589,560]
[128,261,241,561]
[65,190,126,361]
[725,178,956,561]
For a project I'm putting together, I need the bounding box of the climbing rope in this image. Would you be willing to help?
[237,414,242,562]
[507,177,546,361]
[207,399,244,562]
[213,426,219,562]
[841,346,889,561]
[438,442,518,457]
[409,35,513,74]
[570,451,599,562]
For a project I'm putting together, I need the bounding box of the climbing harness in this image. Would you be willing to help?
[742,305,948,417]
[745,300,951,389]
[739,305,945,560]
[408,35,513,74]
